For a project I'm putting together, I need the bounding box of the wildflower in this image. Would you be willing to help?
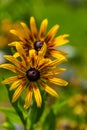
[0,43,68,109]
[9,16,69,58]
[68,94,87,115]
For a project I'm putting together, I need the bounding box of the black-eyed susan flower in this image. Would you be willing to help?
[0,43,68,109]
[9,16,69,58]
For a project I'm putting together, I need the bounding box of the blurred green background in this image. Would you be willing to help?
[0,0,87,130]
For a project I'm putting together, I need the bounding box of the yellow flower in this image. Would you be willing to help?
[0,43,68,109]
[9,16,69,58]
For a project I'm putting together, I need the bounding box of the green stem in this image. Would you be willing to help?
[14,106,26,127]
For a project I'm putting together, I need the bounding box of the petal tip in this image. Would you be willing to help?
[1,80,5,84]
[10,29,16,34]
[24,104,28,109]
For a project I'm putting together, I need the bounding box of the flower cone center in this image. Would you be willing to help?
[26,68,40,81]
[34,41,43,51]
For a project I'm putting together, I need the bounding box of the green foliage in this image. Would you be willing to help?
[2,118,16,130]
[0,107,22,125]
[42,109,56,130]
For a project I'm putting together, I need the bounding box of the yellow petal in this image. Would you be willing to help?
[40,81,58,97]
[0,63,25,75]
[39,57,66,71]
[45,25,59,42]
[9,41,26,65]
[52,68,66,74]
[53,50,68,55]
[15,42,28,66]
[13,52,20,58]
[33,83,42,107]
[42,68,66,77]
[10,79,24,90]
[8,42,28,63]
[4,55,24,69]
[37,58,50,70]
[24,87,33,109]
[53,34,69,46]
[29,49,36,67]
[35,43,48,68]
[38,60,52,71]
[50,50,67,60]
[30,17,38,40]
[2,76,23,84]
[48,77,68,86]
[8,41,17,46]
[39,19,48,40]
[20,22,32,40]
[29,49,36,60]
[10,29,25,42]
[12,84,25,103]
[38,42,47,58]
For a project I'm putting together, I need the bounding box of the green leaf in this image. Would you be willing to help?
[27,91,46,130]
[32,91,46,123]
[0,107,22,124]
[42,109,56,130]
[4,84,26,127]
[29,101,45,124]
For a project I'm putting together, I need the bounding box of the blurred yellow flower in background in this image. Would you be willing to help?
[0,19,19,49]
[68,94,87,115]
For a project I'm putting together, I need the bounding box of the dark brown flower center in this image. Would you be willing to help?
[26,68,40,81]
[34,41,43,51]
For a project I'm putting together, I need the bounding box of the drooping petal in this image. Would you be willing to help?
[40,81,58,97]
[2,76,23,84]
[48,77,68,86]
[39,19,48,40]
[30,17,38,40]
[33,82,42,107]
[12,83,25,103]
[53,34,69,47]
[45,25,59,42]
[0,64,25,75]
[24,86,33,109]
